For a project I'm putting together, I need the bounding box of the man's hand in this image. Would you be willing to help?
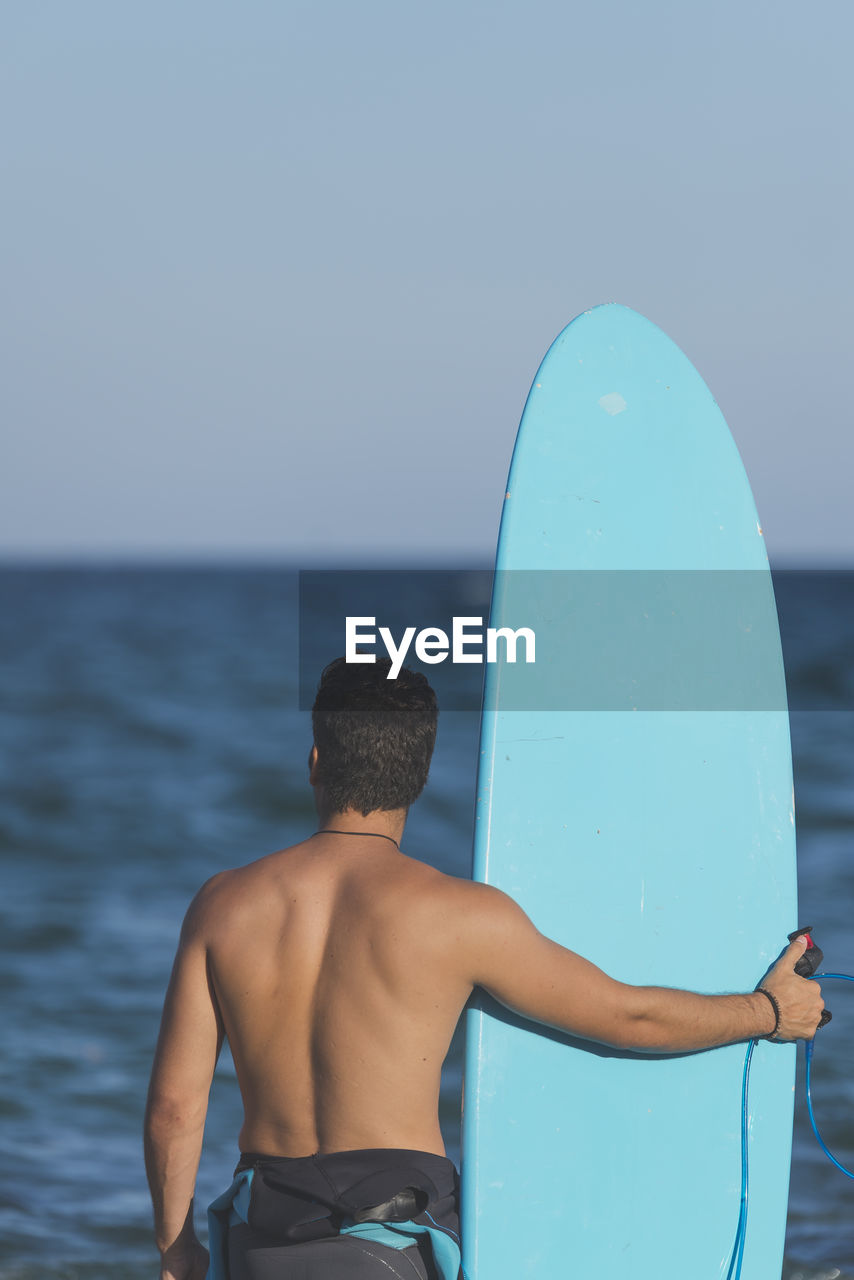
[758,934,825,1041]
[159,1234,209,1280]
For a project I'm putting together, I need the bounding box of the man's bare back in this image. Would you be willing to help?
[199,828,474,1158]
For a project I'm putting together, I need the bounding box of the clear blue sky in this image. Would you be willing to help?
[3,2,852,563]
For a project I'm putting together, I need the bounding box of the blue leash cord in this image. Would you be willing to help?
[804,972,854,1181]
[724,1037,756,1280]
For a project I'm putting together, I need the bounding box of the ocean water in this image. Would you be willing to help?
[0,567,852,1279]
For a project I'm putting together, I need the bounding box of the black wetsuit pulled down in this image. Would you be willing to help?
[214,1148,460,1280]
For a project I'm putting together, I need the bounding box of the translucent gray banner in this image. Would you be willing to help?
[298,569,854,712]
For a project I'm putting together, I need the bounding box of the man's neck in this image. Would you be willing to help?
[314,808,407,849]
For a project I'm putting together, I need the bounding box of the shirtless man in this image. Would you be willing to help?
[144,657,824,1280]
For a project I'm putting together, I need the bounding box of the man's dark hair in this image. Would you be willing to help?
[311,657,438,816]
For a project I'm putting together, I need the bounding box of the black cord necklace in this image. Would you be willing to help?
[314,829,400,850]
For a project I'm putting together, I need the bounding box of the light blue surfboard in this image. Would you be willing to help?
[462,305,796,1279]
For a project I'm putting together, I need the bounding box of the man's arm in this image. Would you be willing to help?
[461,883,824,1050]
[144,881,224,1280]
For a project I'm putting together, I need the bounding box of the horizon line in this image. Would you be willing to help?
[2,554,854,572]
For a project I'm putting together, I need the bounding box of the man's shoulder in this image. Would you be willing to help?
[179,843,305,937]
[402,861,520,920]
[179,868,237,943]
[192,839,315,901]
